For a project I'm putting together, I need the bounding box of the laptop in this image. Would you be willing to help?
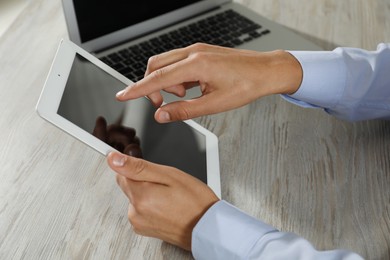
[62,0,321,90]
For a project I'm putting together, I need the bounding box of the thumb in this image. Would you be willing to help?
[107,152,170,184]
[155,98,210,123]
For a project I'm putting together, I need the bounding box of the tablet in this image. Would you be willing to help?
[36,39,221,197]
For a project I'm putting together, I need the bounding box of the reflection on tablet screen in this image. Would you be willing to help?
[57,54,207,183]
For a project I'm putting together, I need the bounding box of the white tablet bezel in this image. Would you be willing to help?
[36,39,221,197]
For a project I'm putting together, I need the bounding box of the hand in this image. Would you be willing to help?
[107,151,219,250]
[116,43,303,123]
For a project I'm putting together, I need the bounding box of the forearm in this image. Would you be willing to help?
[284,43,390,121]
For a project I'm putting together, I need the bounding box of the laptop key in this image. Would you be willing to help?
[101,9,271,82]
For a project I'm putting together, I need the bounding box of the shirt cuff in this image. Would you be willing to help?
[285,50,347,109]
[191,200,277,260]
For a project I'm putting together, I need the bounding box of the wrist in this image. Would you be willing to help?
[284,51,303,94]
[260,50,303,96]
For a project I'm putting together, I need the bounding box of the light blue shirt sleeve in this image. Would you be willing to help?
[283,43,390,121]
[192,201,363,260]
[192,45,388,259]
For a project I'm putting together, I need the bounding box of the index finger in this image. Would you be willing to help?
[116,47,189,101]
[116,57,201,101]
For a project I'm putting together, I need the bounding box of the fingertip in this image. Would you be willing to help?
[116,89,127,101]
[107,151,127,168]
[116,83,136,100]
[155,109,171,123]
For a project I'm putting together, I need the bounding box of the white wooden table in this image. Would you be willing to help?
[0,0,389,259]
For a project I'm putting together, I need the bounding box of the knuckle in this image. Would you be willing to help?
[181,108,191,121]
[146,55,159,72]
[132,159,147,176]
[176,103,192,120]
[188,52,207,67]
[128,214,145,235]
[132,226,141,235]
[131,203,144,216]
[129,219,141,234]
[131,190,149,212]
[150,67,166,81]
[148,54,159,65]
[190,42,208,52]
[127,207,136,221]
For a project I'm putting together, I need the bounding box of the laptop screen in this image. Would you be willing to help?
[73,0,203,43]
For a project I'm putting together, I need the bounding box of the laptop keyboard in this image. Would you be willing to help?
[100,10,271,82]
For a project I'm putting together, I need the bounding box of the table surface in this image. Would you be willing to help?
[1,0,389,259]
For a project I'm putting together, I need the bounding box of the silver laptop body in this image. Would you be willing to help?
[62,0,321,100]
[62,0,321,53]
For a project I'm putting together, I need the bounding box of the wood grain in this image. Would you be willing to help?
[0,0,389,259]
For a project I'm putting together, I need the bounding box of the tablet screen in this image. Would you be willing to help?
[57,54,207,183]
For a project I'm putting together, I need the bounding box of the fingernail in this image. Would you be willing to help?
[112,153,126,167]
[116,89,126,98]
[158,111,171,122]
